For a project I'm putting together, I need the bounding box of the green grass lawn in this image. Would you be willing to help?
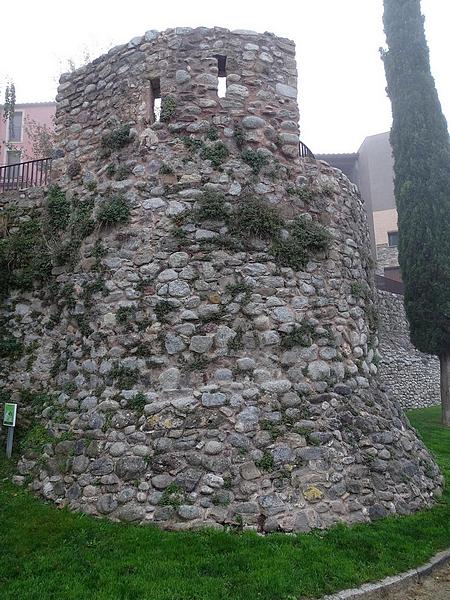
[1,405,449,600]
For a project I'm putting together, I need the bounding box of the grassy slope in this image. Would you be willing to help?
[0,405,449,600]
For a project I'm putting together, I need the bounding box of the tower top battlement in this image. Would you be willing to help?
[55,27,300,169]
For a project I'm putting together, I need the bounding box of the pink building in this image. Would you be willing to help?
[0,102,56,166]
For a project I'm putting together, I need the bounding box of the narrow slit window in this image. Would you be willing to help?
[216,55,227,98]
[150,78,161,123]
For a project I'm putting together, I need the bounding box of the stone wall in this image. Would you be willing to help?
[54,26,300,178]
[378,290,440,410]
[0,27,442,533]
[376,243,399,275]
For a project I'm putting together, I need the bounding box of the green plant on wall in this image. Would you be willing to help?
[97,195,130,227]
[127,392,147,412]
[233,123,246,149]
[175,190,331,272]
[116,306,136,327]
[272,216,331,270]
[200,142,230,169]
[101,125,132,152]
[160,97,177,123]
[281,322,317,349]
[194,190,230,222]
[181,136,205,153]
[0,327,24,360]
[241,149,269,174]
[230,196,282,239]
[46,185,71,232]
[0,212,52,297]
[157,483,184,508]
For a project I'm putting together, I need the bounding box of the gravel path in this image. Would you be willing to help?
[382,562,450,599]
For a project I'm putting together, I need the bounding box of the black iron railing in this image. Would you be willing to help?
[0,157,52,192]
[299,141,315,159]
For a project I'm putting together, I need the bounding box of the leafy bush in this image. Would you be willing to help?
[230,197,282,239]
[97,195,130,227]
[200,142,230,169]
[194,191,229,222]
[181,136,205,153]
[101,125,132,151]
[272,216,330,270]
[157,483,184,508]
[20,424,53,453]
[241,149,269,174]
[160,97,177,123]
[46,185,70,232]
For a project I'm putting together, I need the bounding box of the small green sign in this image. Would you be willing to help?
[3,403,17,427]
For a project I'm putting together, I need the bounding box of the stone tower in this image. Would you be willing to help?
[4,27,441,532]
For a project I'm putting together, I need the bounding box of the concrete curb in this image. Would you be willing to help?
[321,548,450,599]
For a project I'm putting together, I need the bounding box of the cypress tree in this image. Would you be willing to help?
[382,0,450,424]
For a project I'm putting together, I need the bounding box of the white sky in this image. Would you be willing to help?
[1,0,449,153]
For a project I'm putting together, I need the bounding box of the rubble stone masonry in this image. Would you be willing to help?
[0,28,441,532]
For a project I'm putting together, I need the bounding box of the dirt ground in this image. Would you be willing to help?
[380,562,450,599]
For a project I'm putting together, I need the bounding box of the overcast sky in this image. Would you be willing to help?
[1,0,449,152]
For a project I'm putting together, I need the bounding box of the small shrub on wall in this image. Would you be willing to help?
[97,195,131,227]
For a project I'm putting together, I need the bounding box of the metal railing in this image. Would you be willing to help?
[299,141,315,159]
[0,157,52,192]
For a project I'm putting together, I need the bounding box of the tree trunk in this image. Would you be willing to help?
[440,354,450,426]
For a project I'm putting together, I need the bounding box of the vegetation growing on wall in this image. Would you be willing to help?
[241,149,269,175]
[101,125,132,152]
[159,97,177,123]
[96,194,130,227]
[186,190,331,270]
[200,142,230,169]
[0,210,52,297]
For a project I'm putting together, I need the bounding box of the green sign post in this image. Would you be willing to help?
[3,402,17,458]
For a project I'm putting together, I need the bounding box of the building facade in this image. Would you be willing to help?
[0,102,56,166]
[318,132,401,280]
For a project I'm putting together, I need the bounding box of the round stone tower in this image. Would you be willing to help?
[9,27,441,531]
